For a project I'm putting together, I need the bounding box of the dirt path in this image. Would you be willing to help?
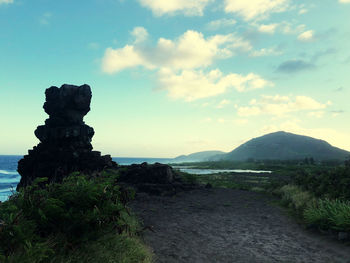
[130,188,350,263]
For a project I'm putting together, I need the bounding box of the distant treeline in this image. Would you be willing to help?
[292,161,350,200]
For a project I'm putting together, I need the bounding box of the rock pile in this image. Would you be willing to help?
[117,162,197,195]
[17,84,114,189]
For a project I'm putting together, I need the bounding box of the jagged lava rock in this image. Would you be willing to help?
[117,162,198,195]
[17,84,115,189]
[118,162,175,184]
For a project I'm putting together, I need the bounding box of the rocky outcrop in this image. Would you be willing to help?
[17,84,115,189]
[117,162,198,195]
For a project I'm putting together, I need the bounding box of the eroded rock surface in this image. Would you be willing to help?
[17,84,114,189]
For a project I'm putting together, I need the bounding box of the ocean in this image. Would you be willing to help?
[0,155,172,202]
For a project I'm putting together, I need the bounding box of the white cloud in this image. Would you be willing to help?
[102,29,253,73]
[206,18,237,30]
[339,0,350,3]
[298,8,308,14]
[253,21,306,36]
[138,0,210,16]
[224,0,289,20]
[102,28,273,101]
[216,99,231,108]
[298,30,315,42]
[150,31,235,69]
[250,47,282,57]
[226,37,253,53]
[102,45,153,74]
[131,27,149,44]
[158,69,273,101]
[238,95,329,117]
[0,0,13,4]
[238,106,262,116]
[234,119,249,125]
[280,22,306,34]
[258,23,278,34]
[308,111,325,118]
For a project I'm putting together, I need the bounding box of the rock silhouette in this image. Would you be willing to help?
[17,84,114,189]
[117,162,196,195]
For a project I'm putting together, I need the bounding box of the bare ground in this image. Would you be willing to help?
[130,188,350,263]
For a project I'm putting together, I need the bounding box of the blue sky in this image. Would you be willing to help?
[1,0,349,157]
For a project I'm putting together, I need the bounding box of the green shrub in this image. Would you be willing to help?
[278,185,315,214]
[293,165,350,200]
[0,171,152,263]
[304,199,350,231]
[177,171,198,184]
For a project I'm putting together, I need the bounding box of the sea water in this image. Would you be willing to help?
[0,155,171,202]
[0,155,22,202]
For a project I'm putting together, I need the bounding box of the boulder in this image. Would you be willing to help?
[118,162,175,184]
[117,162,198,195]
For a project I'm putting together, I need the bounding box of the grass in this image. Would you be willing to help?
[276,184,350,234]
[176,170,274,190]
[278,185,316,213]
[0,171,153,263]
[5,233,152,263]
[304,199,350,232]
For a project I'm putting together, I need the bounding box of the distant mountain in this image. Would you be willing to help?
[173,151,226,163]
[212,131,350,161]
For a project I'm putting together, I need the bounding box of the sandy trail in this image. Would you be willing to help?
[131,188,350,263]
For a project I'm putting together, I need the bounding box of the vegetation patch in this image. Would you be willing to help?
[304,199,350,232]
[0,171,153,263]
[275,184,350,235]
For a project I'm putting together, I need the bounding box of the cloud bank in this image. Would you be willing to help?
[238,95,330,117]
[102,28,273,101]
[224,0,289,20]
[159,69,273,101]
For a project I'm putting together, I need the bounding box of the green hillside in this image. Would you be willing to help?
[214,131,350,161]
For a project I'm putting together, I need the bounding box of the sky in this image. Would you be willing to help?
[0,0,349,157]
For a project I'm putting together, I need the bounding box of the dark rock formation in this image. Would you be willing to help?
[17,84,115,189]
[117,162,198,196]
[119,162,175,184]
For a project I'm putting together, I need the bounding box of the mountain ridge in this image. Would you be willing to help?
[172,150,226,163]
[213,131,350,161]
[173,131,350,162]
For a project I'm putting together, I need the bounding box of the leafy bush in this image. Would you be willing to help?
[304,199,350,231]
[293,165,350,200]
[0,171,152,263]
